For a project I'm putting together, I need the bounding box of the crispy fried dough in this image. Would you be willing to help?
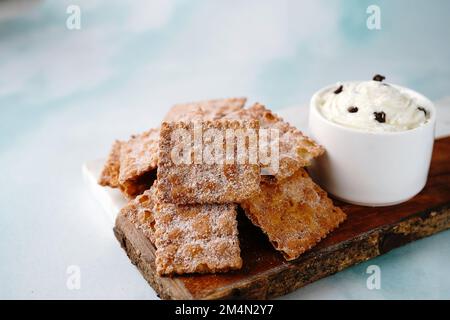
[225,103,324,181]
[119,186,157,243]
[164,97,247,122]
[118,169,157,199]
[154,201,242,276]
[117,128,159,198]
[157,120,261,204]
[98,140,122,188]
[109,98,246,197]
[240,168,346,261]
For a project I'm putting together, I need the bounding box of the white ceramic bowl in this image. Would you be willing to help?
[308,84,436,207]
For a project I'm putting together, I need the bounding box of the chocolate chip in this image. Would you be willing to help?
[373,74,386,82]
[418,106,427,116]
[374,111,386,123]
[347,106,358,113]
[334,85,343,94]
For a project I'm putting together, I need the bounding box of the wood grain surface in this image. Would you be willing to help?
[114,137,450,300]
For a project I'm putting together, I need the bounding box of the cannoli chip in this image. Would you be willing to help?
[119,186,157,243]
[98,140,122,188]
[157,120,261,204]
[154,202,242,275]
[226,103,325,181]
[164,97,247,122]
[240,168,346,261]
[118,169,157,199]
[118,128,159,198]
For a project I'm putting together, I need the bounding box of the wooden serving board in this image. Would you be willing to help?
[114,137,450,300]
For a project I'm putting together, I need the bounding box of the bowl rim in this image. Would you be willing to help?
[310,81,436,136]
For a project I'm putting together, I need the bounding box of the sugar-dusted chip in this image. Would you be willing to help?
[225,103,325,181]
[157,120,261,204]
[98,140,122,188]
[164,97,247,122]
[154,202,242,275]
[119,170,157,199]
[119,186,157,243]
[240,168,346,261]
[118,128,159,198]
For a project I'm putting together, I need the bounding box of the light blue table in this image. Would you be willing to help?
[1,0,449,299]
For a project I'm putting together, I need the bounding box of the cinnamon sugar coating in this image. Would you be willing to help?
[240,168,346,261]
[157,120,261,204]
[225,103,324,181]
[164,97,247,122]
[154,202,242,276]
[118,128,159,198]
[119,186,157,243]
[98,140,122,188]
